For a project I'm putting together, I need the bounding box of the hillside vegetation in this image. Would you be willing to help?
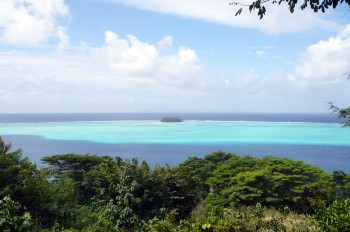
[1,136,350,231]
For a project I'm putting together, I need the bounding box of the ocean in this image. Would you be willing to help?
[1,113,349,173]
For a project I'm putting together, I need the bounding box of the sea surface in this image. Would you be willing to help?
[1,113,350,173]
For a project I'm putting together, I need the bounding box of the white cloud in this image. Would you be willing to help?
[56,27,70,53]
[101,31,159,76]
[0,0,69,46]
[289,24,350,84]
[156,46,204,87]
[102,0,341,34]
[1,27,349,113]
[0,31,209,112]
[99,31,204,88]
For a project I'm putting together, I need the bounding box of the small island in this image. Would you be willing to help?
[161,117,183,122]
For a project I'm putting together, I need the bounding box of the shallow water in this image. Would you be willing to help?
[1,120,350,146]
[1,113,350,172]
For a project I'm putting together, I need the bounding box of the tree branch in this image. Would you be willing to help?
[230,0,350,19]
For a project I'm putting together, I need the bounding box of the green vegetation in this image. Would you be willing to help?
[330,103,350,127]
[0,195,35,231]
[329,74,350,127]
[1,136,350,231]
[316,199,350,231]
[161,117,184,122]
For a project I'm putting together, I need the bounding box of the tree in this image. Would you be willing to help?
[331,170,350,200]
[83,157,199,229]
[329,74,350,127]
[206,155,332,213]
[0,137,11,155]
[180,151,234,199]
[42,154,113,204]
[330,104,350,127]
[231,0,350,19]
[42,154,112,179]
[0,136,50,227]
[0,196,35,232]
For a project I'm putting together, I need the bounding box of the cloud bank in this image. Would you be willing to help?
[102,0,341,34]
[0,24,349,113]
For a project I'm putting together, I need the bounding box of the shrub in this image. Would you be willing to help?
[0,195,35,232]
[315,199,350,232]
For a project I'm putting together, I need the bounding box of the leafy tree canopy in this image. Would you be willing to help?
[206,155,332,213]
[2,136,350,231]
[42,154,112,178]
[231,0,350,19]
[0,195,35,232]
[0,137,50,227]
[329,74,350,127]
[180,151,234,199]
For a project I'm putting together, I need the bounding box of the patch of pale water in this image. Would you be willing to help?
[1,116,350,172]
[1,120,350,146]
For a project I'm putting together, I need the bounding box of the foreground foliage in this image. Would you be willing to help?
[0,195,35,231]
[316,199,350,232]
[1,137,350,231]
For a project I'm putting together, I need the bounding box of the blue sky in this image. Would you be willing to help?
[0,0,349,113]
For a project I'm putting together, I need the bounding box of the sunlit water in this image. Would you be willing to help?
[1,120,350,146]
[1,113,350,172]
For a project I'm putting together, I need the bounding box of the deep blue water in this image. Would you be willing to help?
[1,113,349,173]
[0,113,344,123]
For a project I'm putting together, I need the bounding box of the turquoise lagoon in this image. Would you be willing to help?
[1,118,350,172]
[1,120,350,146]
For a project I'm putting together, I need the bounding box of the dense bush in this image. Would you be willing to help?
[187,153,332,213]
[316,199,350,232]
[0,195,35,232]
[0,137,50,226]
[1,136,350,231]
